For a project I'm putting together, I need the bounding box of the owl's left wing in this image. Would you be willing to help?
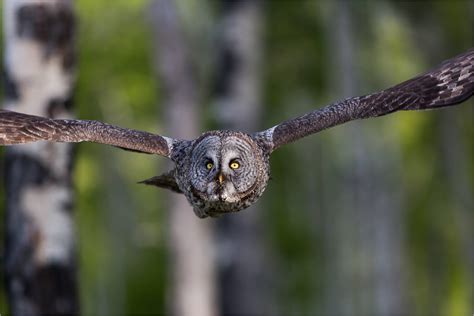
[256,48,474,151]
[0,110,175,157]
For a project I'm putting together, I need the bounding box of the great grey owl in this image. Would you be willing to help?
[1,49,473,218]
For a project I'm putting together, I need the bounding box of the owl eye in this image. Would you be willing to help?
[206,161,214,170]
[229,160,240,170]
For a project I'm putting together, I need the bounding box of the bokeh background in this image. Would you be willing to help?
[0,0,473,315]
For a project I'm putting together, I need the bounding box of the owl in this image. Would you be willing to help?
[1,49,473,218]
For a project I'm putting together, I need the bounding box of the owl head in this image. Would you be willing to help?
[148,130,270,218]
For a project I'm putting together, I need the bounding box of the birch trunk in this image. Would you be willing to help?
[150,1,217,315]
[213,1,271,314]
[322,1,406,315]
[3,0,78,315]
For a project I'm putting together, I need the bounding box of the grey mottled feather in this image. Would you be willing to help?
[260,48,474,150]
[139,169,182,193]
[0,110,173,157]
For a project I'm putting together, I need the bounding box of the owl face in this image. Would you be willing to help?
[182,131,270,218]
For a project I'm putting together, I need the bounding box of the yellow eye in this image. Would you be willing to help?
[206,162,213,170]
[230,161,240,169]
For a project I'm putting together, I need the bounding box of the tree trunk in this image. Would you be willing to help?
[213,1,271,314]
[3,0,78,315]
[150,1,217,315]
[322,1,406,315]
[439,110,474,312]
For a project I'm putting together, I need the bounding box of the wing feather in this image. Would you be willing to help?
[0,110,174,157]
[258,49,474,151]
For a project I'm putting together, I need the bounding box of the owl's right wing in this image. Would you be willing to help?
[0,110,175,157]
[256,48,473,152]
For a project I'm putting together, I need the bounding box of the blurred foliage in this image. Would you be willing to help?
[0,0,473,315]
[74,0,168,314]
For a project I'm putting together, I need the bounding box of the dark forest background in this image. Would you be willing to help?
[0,0,473,315]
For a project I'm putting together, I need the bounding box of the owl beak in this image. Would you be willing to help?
[217,173,225,185]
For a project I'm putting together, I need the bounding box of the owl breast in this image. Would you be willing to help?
[174,130,270,218]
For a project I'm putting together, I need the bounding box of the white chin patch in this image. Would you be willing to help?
[209,194,220,202]
[206,182,240,203]
[205,183,219,201]
[223,182,242,203]
[220,189,240,203]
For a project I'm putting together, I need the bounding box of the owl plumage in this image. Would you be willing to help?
[1,49,473,218]
[169,131,270,218]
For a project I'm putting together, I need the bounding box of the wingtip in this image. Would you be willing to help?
[137,178,154,185]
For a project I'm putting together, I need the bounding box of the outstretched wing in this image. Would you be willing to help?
[257,49,474,151]
[0,110,174,157]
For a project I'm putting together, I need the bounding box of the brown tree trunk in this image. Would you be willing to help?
[150,1,217,315]
[3,0,78,315]
[213,0,271,314]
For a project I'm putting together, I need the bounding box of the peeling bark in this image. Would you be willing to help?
[3,1,78,315]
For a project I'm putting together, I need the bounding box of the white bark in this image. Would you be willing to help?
[150,1,217,315]
[213,1,272,314]
[3,0,78,314]
[322,1,407,315]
